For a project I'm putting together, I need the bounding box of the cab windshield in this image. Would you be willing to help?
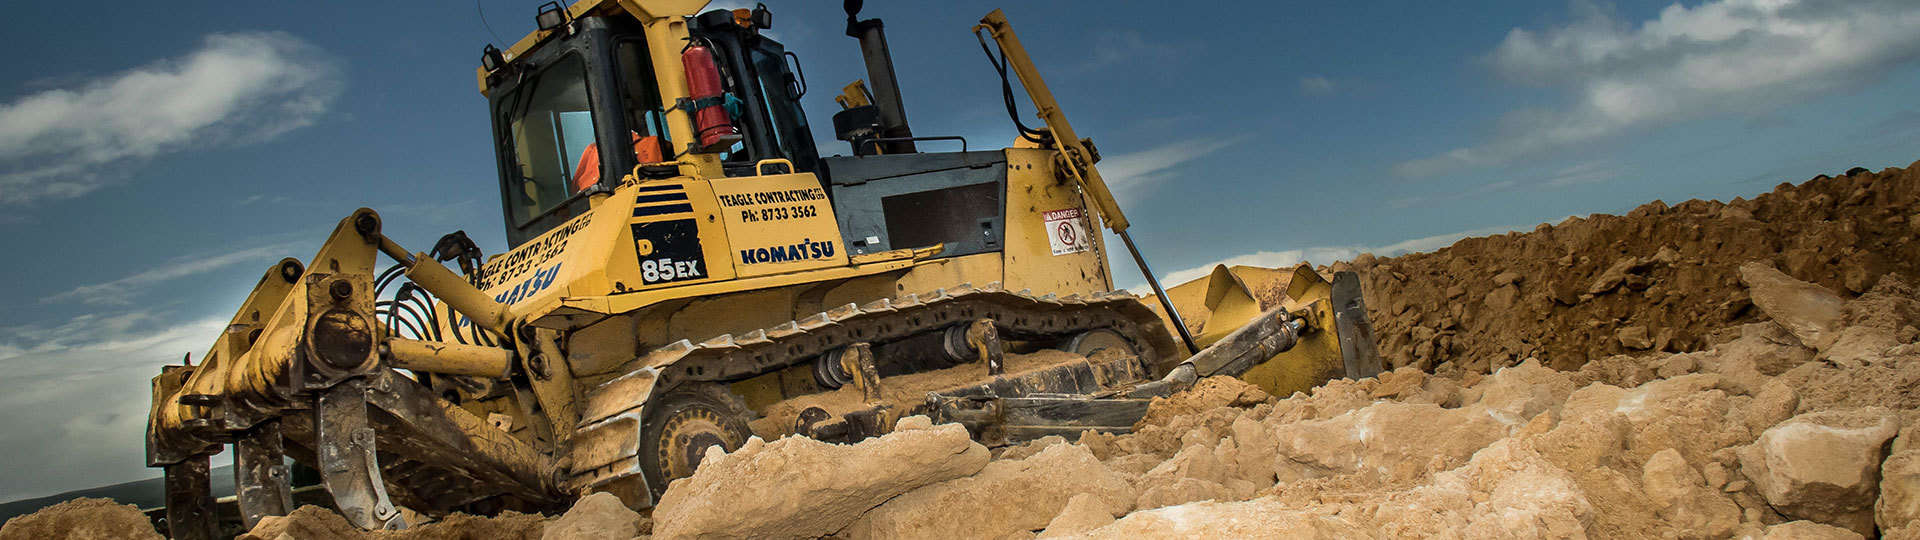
[499,54,596,226]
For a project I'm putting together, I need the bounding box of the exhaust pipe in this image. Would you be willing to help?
[844,0,914,154]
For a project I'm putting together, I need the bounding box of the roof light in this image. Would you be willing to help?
[481,45,504,72]
[535,2,567,31]
[752,4,772,29]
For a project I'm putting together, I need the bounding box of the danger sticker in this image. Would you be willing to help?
[1043,208,1091,255]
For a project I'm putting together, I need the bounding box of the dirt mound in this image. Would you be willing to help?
[237,504,551,539]
[0,498,160,540]
[1344,162,1920,375]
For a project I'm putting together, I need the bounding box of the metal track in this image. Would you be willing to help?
[632,282,1180,392]
[568,282,1180,500]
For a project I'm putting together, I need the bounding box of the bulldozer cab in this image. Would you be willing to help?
[484,5,819,247]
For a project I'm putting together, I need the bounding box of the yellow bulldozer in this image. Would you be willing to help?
[143,0,1381,536]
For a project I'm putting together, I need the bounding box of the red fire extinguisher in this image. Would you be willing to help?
[682,43,739,151]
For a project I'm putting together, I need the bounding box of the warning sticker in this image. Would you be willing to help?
[1043,208,1092,256]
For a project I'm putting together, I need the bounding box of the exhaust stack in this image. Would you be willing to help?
[844,0,914,154]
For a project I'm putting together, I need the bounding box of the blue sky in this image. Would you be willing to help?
[2,0,1918,501]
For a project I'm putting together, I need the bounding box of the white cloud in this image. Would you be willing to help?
[1536,159,1619,188]
[1135,223,1535,294]
[1080,29,1194,73]
[0,32,342,203]
[41,242,296,306]
[0,311,224,501]
[1099,136,1245,201]
[1299,75,1336,95]
[1395,0,1920,177]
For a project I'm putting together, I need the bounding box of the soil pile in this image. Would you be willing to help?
[0,498,161,540]
[1344,162,1920,376]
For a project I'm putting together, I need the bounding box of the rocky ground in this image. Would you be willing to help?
[6,162,1920,539]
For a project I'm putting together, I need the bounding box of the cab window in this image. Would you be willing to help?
[614,40,670,164]
[499,54,594,226]
[750,47,807,162]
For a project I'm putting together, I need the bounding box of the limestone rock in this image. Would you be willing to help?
[1578,355,1657,388]
[1714,322,1816,376]
[894,415,934,431]
[1617,326,1653,349]
[1485,284,1519,309]
[1269,401,1504,484]
[1825,326,1901,366]
[1881,450,1920,533]
[1370,439,1594,537]
[543,492,639,540]
[1590,257,1652,294]
[1653,246,1682,264]
[1473,359,1577,426]
[1738,408,1900,535]
[845,443,1133,540]
[1036,494,1116,538]
[1135,443,1227,498]
[1077,498,1369,538]
[1741,379,1799,434]
[998,435,1067,461]
[1103,453,1165,476]
[1739,262,1845,349]
[1640,449,1741,538]
[1493,271,1523,287]
[1759,520,1865,540]
[1134,477,1230,510]
[652,423,989,539]
[1652,353,1699,378]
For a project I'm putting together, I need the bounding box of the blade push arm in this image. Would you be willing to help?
[973,10,1198,353]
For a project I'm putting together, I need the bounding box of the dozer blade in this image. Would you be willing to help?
[1148,264,1382,397]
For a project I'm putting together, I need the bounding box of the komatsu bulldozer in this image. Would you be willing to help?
[143,0,1381,536]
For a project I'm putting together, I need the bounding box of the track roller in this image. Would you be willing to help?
[638,384,753,497]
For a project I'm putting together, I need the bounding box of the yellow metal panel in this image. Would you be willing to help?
[812,274,903,314]
[474,189,635,322]
[620,180,735,292]
[1000,148,1111,296]
[548,256,919,319]
[891,253,1003,295]
[667,287,799,342]
[564,316,638,377]
[709,174,845,278]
